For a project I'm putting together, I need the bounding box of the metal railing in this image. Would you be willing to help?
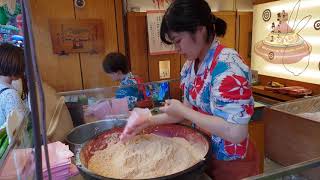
[244,157,320,180]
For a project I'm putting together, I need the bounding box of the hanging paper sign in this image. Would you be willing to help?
[147,10,176,55]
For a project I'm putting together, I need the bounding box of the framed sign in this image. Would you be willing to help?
[49,19,104,54]
[159,60,170,79]
[147,10,176,55]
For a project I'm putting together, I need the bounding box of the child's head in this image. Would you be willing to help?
[0,43,25,80]
[102,52,130,81]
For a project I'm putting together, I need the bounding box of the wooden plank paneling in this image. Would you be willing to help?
[127,12,149,82]
[213,11,236,49]
[148,54,181,100]
[237,12,253,67]
[126,12,182,99]
[75,0,119,89]
[115,0,126,55]
[30,0,83,91]
[148,54,181,81]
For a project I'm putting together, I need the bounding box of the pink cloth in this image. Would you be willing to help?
[86,98,129,120]
[0,148,34,179]
[110,98,129,115]
[42,142,78,178]
[41,141,74,171]
[86,100,112,120]
[44,164,79,180]
[0,141,79,179]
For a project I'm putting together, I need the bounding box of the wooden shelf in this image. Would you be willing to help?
[252,86,297,102]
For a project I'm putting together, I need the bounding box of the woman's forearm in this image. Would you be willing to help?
[181,107,248,144]
[149,113,183,126]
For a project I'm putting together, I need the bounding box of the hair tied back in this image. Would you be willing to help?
[211,14,216,25]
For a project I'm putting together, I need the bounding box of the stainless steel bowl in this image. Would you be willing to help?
[65,119,127,153]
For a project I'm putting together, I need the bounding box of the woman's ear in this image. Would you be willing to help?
[194,26,207,42]
[197,26,206,34]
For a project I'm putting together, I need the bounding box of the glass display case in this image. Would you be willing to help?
[256,96,320,180]
[58,82,320,180]
[245,157,320,180]
[58,79,176,126]
[0,79,177,179]
[0,113,35,179]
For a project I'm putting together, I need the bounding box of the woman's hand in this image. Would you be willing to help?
[120,108,152,142]
[159,99,187,119]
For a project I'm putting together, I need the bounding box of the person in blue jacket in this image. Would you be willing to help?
[102,52,143,110]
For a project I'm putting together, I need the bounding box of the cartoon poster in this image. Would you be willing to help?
[251,0,320,84]
[0,0,23,47]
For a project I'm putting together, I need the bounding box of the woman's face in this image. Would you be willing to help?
[169,26,207,61]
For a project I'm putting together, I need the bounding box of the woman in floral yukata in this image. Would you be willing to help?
[121,0,259,179]
[84,53,144,120]
[102,52,142,110]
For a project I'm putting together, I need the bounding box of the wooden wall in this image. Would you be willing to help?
[127,12,181,99]
[30,0,82,91]
[237,12,253,67]
[127,11,253,100]
[126,12,239,100]
[214,11,236,49]
[126,12,149,82]
[30,0,125,91]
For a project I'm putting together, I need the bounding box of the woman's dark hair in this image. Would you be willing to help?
[20,75,28,100]
[0,43,25,77]
[0,43,28,99]
[160,0,227,44]
[103,52,130,74]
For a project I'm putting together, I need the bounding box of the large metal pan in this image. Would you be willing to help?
[65,119,126,153]
[74,120,212,180]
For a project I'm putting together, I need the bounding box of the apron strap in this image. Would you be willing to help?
[209,44,225,73]
[192,44,225,136]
